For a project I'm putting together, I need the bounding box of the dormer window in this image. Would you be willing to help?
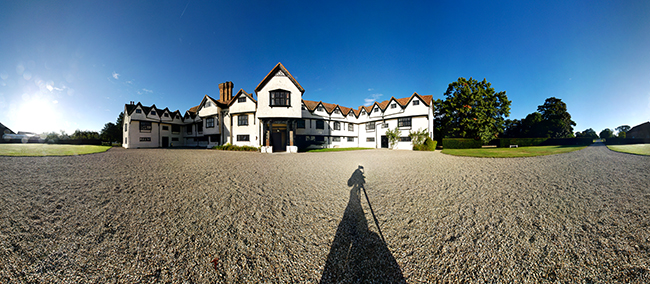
[270,90,290,107]
[151,111,156,115]
[334,109,340,114]
[164,113,169,117]
[238,97,246,103]
[206,101,211,107]
[413,100,420,106]
[136,109,142,114]
[391,103,396,109]
[373,108,378,113]
[317,106,324,112]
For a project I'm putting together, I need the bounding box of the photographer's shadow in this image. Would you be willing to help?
[320,166,405,283]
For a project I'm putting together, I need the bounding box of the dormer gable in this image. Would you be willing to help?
[255,62,305,95]
[229,89,257,106]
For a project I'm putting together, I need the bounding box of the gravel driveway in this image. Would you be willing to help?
[1,144,649,283]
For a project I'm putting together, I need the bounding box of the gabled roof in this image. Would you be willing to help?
[302,100,320,111]
[255,62,305,94]
[0,122,15,135]
[321,102,338,114]
[228,89,257,106]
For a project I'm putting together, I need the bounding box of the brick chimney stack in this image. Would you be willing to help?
[219,81,234,102]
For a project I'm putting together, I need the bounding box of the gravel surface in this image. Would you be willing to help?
[1,143,649,283]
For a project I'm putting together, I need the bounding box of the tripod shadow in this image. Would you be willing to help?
[320,166,405,283]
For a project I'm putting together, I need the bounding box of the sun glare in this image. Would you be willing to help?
[13,94,63,134]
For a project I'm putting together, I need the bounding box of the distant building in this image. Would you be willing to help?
[123,63,435,152]
[626,121,650,139]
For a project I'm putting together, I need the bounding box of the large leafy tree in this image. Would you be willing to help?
[615,125,630,138]
[576,128,598,139]
[100,112,125,142]
[537,97,576,138]
[434,77,511,144]
[599,128,614,139]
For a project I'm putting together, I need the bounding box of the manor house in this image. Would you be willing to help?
[122,63,434,152]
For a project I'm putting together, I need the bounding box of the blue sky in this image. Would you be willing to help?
[1,0,649,135]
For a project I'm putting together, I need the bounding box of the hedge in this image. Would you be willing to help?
[604,138,650,145]
[212,144,259,151]
[498,138,593,147]
[442,138,482,149]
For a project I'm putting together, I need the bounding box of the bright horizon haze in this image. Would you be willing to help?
[1,0,649,135]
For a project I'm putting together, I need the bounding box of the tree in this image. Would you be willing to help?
[599,128,614,139]
[71,130,99,140]
[576,128,598,139]
[434,77,511,144]
[100,122,120,142]
[537,97,576,138]
[385,127,401,149]
[615,125,630,138]
[116,112,124,133]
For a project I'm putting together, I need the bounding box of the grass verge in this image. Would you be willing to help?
[305,147,373,153]
[607,144,650,156]
[442,145,587,158]
[0,144,112,156]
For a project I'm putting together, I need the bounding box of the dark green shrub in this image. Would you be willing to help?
[442,138,482,149]
[213,144,259,151]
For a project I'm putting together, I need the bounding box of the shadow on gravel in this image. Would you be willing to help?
[320,166,405,283]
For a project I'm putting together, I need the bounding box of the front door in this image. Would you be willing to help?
[381,135,388,148]
[272,131,286,152]
[162,137,169,148]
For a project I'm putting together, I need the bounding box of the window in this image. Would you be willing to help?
[317,106,324,112]
[315,136,325,142]
[347,137,354,142]
[198,123,203,134]
[398,117,412,128]
[391,103,396,109]
[348,124,354,131]
[172,125,180,133]
[237,135,250,141]
[381,123,388,128]
[400,136,411,142]
[206,117,215,128]
[334,121,341,130]
[374,108,378,113]
[125,138,127,144]
[238,115,248,126]
[270,90,290,107]
[206,101,211,107]
[162,125,169,131]
[135,109,142,114]
[238,97,246,103]
[333,137,341,142]
[413,100,420,106]
[186,125,192,134]
[367,137,375,142]
[150,111,156,115]
[164,113,169,117]
[334,109,340,114]
[366,122,375,131]
[140,137,151,142]
[316,120,325,129]
[140,121,152,133]
[297,120,305,129]
[125,124,127,132]
[172,137,179,142]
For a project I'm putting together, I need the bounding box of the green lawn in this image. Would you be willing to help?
[305,147,373,153]
[442,145,587,158]
[607,144,650,156]
[0,144,112,156]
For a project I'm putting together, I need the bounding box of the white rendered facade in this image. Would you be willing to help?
[123,63,434,151]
